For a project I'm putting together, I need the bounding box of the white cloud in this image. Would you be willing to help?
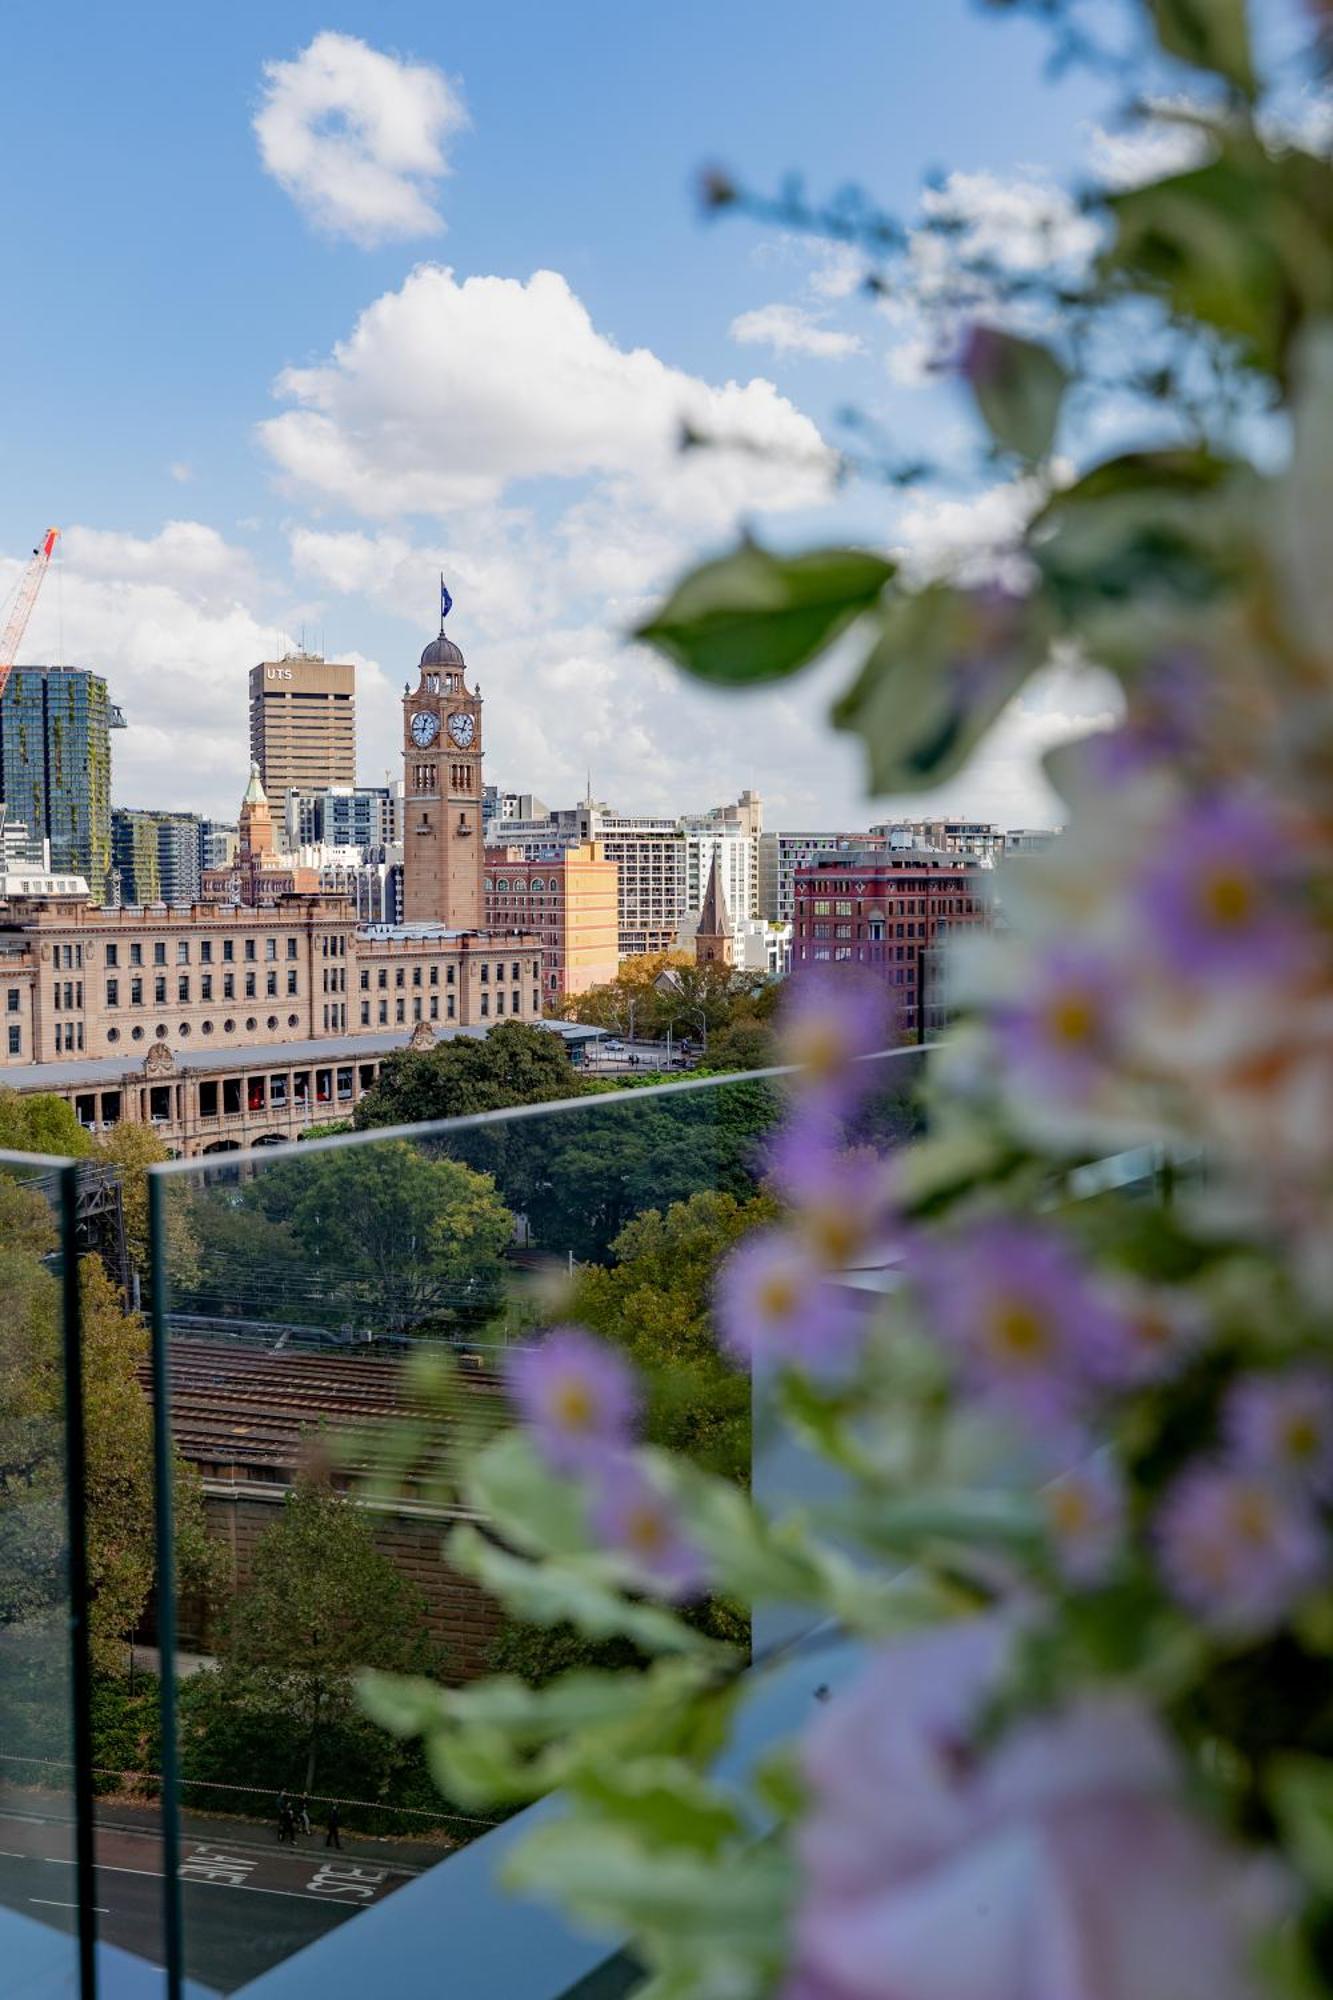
[254,31,466,247]
[169,461,193,484]
[892,467,1070,588]
[61,521,257,606]
[260,264,833,522]
[730,302,863,360]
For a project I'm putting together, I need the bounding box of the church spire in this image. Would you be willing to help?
[695,850,733,967]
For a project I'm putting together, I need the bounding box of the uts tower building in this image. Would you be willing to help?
[248,655,355,819]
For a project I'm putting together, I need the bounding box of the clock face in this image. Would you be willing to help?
[410,710,440,748]
[447,711,476,749]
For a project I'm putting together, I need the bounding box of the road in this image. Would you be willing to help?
[0,1802,444,1992]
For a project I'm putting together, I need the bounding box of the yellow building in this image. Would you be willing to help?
[485,841,619,1004]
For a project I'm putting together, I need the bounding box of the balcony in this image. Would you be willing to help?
[0,1057,1171,1997]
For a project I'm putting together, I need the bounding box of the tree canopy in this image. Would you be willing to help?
[219,1477,434,1791]
[355,1020,583,1130]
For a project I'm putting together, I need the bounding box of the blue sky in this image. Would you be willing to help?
[0,2,1307,826]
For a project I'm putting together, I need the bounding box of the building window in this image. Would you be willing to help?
[223,974,235,1000]
[480,994,489,1018]
[178,976,190,1003]
[244,972,256,999]
[154,975,167,1004]
[245,1017,257,1031]
[395,968,405,989]
[265,938,276,961]
[429,964,438,986]
[200,940,212,964]
[265,971,277,997]
[511,962,520,982]
[105,944,119,969]
[153,942,166,966]
[131,977,143,1006]
[287,1013,299,1028]
[496,991,505,1016]
[177,941,189,964]
[245,939,256,962]
[132,1025,145,1041]
[7,1026,19,1055]
[480,964,489,983]
[267,1015,278,1030]
[446,965,455,985]
[360,970,369,991]
[429,996,438,1020]
[395,999,405,1024]
[222,939,234,963]
[361,1001,370,1026]
[201,975,213,1000]
[130,943,143,967]
[287,970,297,996]
[106,980,119,1007]
[378,1000,388,1024]
[287,937,298,959]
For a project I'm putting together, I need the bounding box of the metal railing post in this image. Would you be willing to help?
[147,1169,184,1998]
[57,1160,97,1999]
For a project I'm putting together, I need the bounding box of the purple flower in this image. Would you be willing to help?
[1094,1283,1209,1390]
[714,1227,868,1376]
[587,1460,706,1600]
[791,1616,1289,2000]
[1226,1368,1333,1498]
[779,969,896,1117]
[1084,651,1208,785]
[993,944,1124,1100]
[1134,794,1315,984]
[506,1326,637,1472]
[767,1122,899,1271]
[1043,1458,1125,1587]
[1156,1462,1326,1637]
[908,1218,1129,1426]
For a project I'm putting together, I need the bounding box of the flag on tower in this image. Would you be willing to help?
[440,576,453,626]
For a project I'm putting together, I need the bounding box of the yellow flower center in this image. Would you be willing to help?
[985,1298,1051,1366]
[1282,1414,1321,1464]
[805,1206,862,1266]
[1200,868,1253,930]
[626,1504,667,1556]
[786,1021,846,1080]
[551,1378,595,1430]
[1046,991,1096,1046]
[1230,1487,1277,1548]
[758,1272,799,1320]
[1047,1485,1091,1537]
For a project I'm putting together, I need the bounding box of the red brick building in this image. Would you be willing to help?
[791,844,989,1037]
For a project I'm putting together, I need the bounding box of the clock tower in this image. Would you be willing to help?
[402,590,484,929]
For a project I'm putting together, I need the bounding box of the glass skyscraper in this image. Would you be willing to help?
[0,666,123,902]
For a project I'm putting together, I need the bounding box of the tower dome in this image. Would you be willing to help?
[420,632,466,670]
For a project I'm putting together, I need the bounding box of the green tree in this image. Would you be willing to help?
[0,1174,213,1674]
[251,1141,515,1336]
[569,1188,774,1482]
[221,1477,434,1791]
[355,1020,584,1129]
[0,1088,92,1159]
[94,1122,199,1290]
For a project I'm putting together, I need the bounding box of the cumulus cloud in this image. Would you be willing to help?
[730,302,863,360]
[261,264,833,521]
[169,461,193,484]
[254,31,466,247]
[2,524,392,820]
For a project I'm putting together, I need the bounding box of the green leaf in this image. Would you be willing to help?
[571,1757,745,1854]
[445,1523,729,1657]
[963,327,1068,461]
[1270,1756,1333,1892]
[504,1816,792,1942]
[832,585,1051,794]
[636,539,894,685]
[1103,152,1333,381]
[1146,0,1257,98]
[1029,447,1246,627]
[462,1429,592,1559]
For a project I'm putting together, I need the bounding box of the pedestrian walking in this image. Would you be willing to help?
[277,1795,296,1846]
[325,1801,342,1850]
[297,1795,312,1837]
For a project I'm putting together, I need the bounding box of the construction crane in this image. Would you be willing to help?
[0,526,60,702]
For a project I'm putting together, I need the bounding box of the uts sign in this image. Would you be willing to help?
[265,668,293,681]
